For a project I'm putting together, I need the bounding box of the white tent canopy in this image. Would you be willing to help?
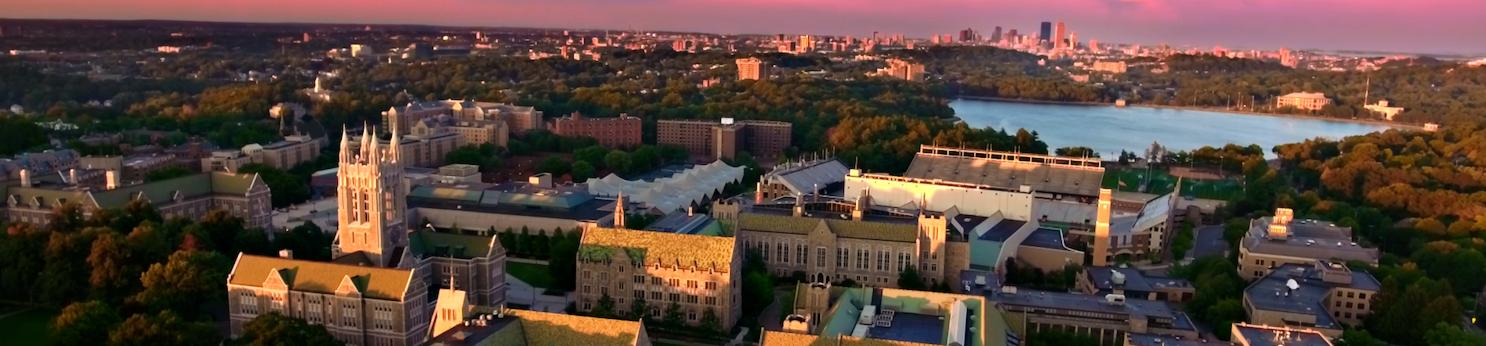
[585,160,745,212]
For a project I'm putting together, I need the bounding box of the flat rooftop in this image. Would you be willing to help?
[902,145,1104,197]
[1231,323,1334,346]
[990,288,1196,332]
[1243,264,1380,330]
[1243,217,1378,263]
[1020,228,1069,250]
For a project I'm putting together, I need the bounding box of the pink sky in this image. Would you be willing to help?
[3,0,1483,54]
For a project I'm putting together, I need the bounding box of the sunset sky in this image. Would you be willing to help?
[3,0,1482,55]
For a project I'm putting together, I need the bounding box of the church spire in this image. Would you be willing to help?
[613,192,627,228]
[388,121,401,165]
[367,125,381,162]
[359,123,372,162]
[339,124,351,163]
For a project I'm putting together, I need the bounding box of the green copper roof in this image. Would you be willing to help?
[410,230,501,260]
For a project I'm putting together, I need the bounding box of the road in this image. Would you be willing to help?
[270,197,338,233]
[1188,225,1230,261]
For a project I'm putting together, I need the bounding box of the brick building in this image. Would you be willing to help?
[656,119,791,161]
[551,113,643,149]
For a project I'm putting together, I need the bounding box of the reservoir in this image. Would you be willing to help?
[951,99,1395,158]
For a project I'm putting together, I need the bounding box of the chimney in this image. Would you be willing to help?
[279,249,294,259]
[105,170,119,190]
[18,169,30,187]
[68,168,79,185]
[687,206,694,217]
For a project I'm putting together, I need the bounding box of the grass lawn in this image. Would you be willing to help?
[507,262,555,289]
[0,306,58,346]
[1102,166,1243,200]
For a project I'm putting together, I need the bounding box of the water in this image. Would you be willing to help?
[950,99,1395,158]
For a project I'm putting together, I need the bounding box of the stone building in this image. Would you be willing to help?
[1276,92,1330,111]
[227,125,509,346]
[2,169,272,229]
[575,226,742,330]
[382,100,539,138]
[226,253,431,346]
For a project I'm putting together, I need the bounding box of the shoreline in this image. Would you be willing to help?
[951,95,1425,131]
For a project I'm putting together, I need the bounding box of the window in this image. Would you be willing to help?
[669,279,679,287]
[837,248,848,269]
[817,247,827,268]
[797,245,807,265]
[706,281,718,290]
[688,310,697,321]
[583,285,591,294]
[652,277,662,286]
[706,297,717,305]
[779,243,789,263]
[687,280,698,289]
[634,290,645,299]
[670,293,681,302]
[687,294,699,304]
[634,275,645,284]
[651,292,662,300]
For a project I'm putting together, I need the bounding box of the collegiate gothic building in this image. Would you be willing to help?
[228,125,507,346]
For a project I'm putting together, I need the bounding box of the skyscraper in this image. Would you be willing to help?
[990,26,1003,43]
[1054,21,1067,50]
[1038,21,1052,46]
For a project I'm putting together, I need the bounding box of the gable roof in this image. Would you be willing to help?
[509,309,644,345]
[228,254,415,301]
[579,227,737,272]
[6,171,263,210]
[738,212,918,243]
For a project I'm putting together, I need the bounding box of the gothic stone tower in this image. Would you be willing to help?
[333,125,410,267]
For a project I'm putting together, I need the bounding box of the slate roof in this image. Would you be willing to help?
[579,227,737,272]
[5,171,261,210]
[410,230,502,260]
[228,254,415,301]
[738,212,918,242]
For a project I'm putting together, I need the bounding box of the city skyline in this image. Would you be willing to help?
[2,0,1483,56]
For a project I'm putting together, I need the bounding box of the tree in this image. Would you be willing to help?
[1424,323,1486,346]
[108,310,219,346]
[539,156,571,177]
[571,161,596,182]
[52,300,122,346]
[235,312,343,346]
[897,265,926,290]
[593,293,617,318]
[700,308,722,333]
[663,302,684,328]
[238,164,311,208]
[604,151,632,175]
[131,250,229,319]
[629,297,650,321]
[273,221,334,261]
[1054,146,1099,158]
[87,232,137,301]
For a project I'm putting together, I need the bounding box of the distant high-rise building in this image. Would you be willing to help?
[1069,32,1078,50]
[1089,39,1100,52]
[1054,21,1067,50]
[958,27,977,42]
[1007,29,1019,43]
[736,57,768,81]
[990,26,1003,42]
[1038,22,1052,45]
